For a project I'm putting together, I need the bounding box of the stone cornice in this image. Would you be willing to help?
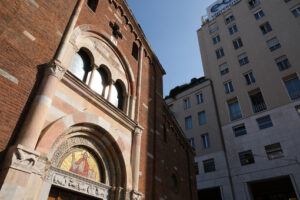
[62,71,137,131]
[109,0,166,75]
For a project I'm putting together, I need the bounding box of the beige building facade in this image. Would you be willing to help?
[165,78,234,200]
[197,0,300,199]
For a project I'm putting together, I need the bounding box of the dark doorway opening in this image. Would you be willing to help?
[48,186,101,200]
[248,176,298,200]
[198,186,222,200]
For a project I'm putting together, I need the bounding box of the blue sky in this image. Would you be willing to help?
[126,0,216,96]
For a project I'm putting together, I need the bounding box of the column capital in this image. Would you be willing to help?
[46,60,67,80]
[133,125,143,136]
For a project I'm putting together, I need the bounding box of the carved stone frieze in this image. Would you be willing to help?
[46,166,110,199]
[6,144,47,176]
[46,60,67,80]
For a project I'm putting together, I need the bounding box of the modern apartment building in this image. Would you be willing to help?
[165,77,234,199]
[168,0,300,199]
[0,0,197,199]
[197,0,300,199]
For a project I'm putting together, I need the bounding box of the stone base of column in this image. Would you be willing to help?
[0,144,47,200]
[131,190,143,200]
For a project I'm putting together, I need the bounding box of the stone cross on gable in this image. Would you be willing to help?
[109,22,123,39]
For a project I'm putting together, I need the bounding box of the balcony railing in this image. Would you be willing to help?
[253,102,267,113]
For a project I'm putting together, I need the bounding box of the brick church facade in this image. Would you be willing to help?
[0,0,197,199]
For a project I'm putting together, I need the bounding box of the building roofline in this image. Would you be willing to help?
[121,0,166,75]
[165,76,208,100]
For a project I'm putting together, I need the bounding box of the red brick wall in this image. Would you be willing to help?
[0,0,76,159]
[0,0,197,199]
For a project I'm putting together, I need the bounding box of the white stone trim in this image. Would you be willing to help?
[23,30,36,41]
[29,0,39,8]
[0,68,18,84]
[36,95,52,107]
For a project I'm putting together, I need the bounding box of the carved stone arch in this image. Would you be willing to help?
[36,112,133,199]
[36,112,133,185]
[70,25,136,95]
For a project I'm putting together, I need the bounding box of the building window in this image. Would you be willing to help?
[110,81,124,109]
[295,105,300,116]
[244,71,256,85]
[259,22,272,34]
[219,63,229,75]
[185,116,193,130]
[132,42,139,60]
[201,134,210,149]
[248,0,260,9]
[183,98,191,110]
[196,93,204,104]
[228,99,242,121]
[209,23,219,34]
[291,5,300,17]
[216,48,225,59]
[265,143,284,160]
[212,35,221,44]
[233,124,247,137]
[229,24,238,35]
[225,13,235,25]
[224,81,234,94]
[203,159,216,173]
[87,0,98,12]
[276,55,291,71]
[70,49,92,84]
[257,115,273,130]
[239,150,255,166]
[189,138,195,150]
[238,53,249,66]
[254,9,265,20]
[249,89,267,113]
[284,76,300,100]
[194,162,199,175]
[267,37,281,52]
[198,111,207,125]
[233,38,243,49]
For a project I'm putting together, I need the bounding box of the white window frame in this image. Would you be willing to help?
[196,93,204,104]
[224,81,234,94]
[183,98,191,110]
[219,63,229,75]
[291,5,300,17]
[254,9,264,20]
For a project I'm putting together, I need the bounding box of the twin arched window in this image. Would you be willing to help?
[70,49,125,110]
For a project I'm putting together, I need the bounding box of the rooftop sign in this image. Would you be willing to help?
[207,0,240,20]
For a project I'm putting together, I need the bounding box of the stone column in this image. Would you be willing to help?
[131,126,143,195]
[88,64,97,87]
[16,61,66,149]
[135,46,144,123]
[107,80,115,102]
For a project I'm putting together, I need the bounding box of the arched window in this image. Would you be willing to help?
[132,42,138,60]
[90,67,109,96]
[110,81,124,110]
[87,0,98,12]
[70,49,92,84]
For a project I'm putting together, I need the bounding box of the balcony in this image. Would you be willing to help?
[253,102,267,113]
